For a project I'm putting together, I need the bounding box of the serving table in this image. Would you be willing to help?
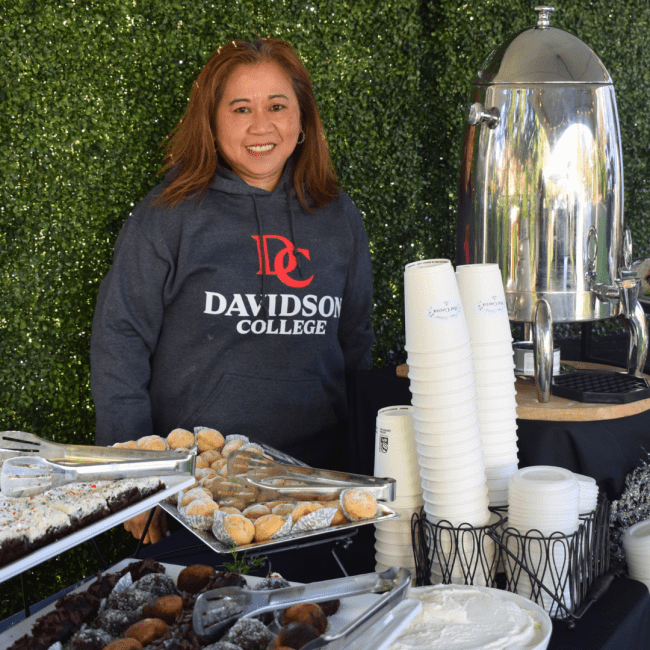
[343,362,650,649]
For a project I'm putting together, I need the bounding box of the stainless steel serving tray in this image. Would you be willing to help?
[160,499,399,554]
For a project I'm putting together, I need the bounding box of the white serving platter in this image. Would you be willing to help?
[0,474,195,584]
[160,499,399,554]
[0,559,421,649]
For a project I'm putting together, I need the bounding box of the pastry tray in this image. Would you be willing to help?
[0,560,421,649]
[160,500,399,554]
[0,474,195,585]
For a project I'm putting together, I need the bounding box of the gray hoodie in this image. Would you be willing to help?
[90,167,374,467]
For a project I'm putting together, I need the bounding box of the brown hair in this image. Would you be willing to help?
[157,38,339,211]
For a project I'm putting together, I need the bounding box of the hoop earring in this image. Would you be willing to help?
[296,129,305,145]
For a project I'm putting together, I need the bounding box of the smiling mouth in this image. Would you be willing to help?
[246,144,275,155]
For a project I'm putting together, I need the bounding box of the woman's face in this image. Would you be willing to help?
[216,61,301,191]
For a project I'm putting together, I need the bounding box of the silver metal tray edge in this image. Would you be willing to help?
[160,500,399,554]
[0,474,195,584]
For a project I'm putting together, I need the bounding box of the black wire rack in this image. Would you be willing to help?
[411,496,610,626]
[411,509,505,588]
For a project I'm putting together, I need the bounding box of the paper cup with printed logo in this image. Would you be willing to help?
[404,260,470,352]
[374,406,422,497]
[456,263,513,343]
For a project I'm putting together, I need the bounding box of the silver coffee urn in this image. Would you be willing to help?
[457,5,648,402]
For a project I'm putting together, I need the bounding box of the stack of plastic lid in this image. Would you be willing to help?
[574,473,599,514]
[507,466,580,615]
[404,260,491,583]
[373,405,422,575]
[456,263,518,507]
[623,520,650,590]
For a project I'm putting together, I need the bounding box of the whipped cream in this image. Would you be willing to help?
[388,586,547,650]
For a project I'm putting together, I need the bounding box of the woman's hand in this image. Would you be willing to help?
[123,506,168,544]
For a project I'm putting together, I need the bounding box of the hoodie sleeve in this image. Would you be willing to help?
[338,201,374,375]
[90,215,170,446]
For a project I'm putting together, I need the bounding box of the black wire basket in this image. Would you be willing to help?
[496,495,610,622]
[411,496,610,626]
[411,509,506,588]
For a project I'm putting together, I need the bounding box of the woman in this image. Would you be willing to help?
[90,39,374,541]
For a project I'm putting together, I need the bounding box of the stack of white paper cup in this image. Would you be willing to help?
[456,263,519,506]
[506,467,580,614]
[374,406,422,574]
[623,520,650,589]
[404,260,490,539]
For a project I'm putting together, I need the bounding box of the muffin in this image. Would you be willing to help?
[184,498,219,517]
[243,504,271,520]
[197,428,226,453]
[179,487,213,508]
[136,435,169,451]
[340,489,377,520]
[166,428,195,449]
[213,513,256,546]
[200,449,223,465]
[291,502,323,524]
[221,439,245,457]
[254,514,290,542]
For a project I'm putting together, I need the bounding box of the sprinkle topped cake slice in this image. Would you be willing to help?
[94,477,166,513]
[44,482,111,527]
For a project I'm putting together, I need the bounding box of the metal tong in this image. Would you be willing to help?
[192,566,411,645]
[213,449,396,504]
[0,453,195,498]
[0,430,190,464]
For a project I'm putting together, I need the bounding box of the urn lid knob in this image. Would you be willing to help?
[534,6,555,30]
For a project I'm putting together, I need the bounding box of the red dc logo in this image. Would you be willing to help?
[253,235,314,289]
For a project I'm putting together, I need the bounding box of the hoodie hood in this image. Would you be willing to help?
[209,162,295,198]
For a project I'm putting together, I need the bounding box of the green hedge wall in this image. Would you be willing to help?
[2,0,650,619]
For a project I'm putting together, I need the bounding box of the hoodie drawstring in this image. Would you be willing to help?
[251,195,267,316]
[252,190,305,316]
[287,192,303,278]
